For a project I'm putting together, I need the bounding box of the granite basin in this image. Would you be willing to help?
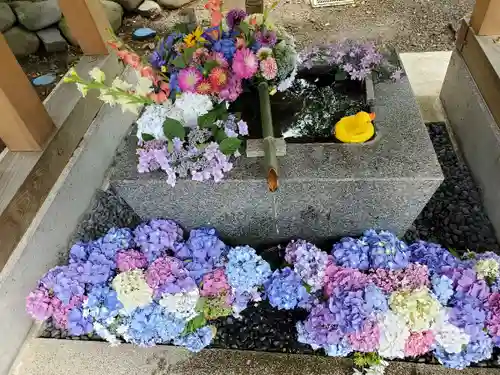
[109,67,443,245]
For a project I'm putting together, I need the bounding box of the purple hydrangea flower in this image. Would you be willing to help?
[328,287,370,334]
[441,266,490,303]
[362,229,409,270]
[116,250,148,272]
[449,297,487,340]
[295,303,343,350]
[255,30,277,48]
[408,240,461,274]
[67,306,93,336]
[26,287,53,321]
[133,219,184,263]
[264,267,311,310]
[363,283,388,314]
[145,256,196,298]
[285,239,329,292]
[40,266,85,304]
[332,237,370,270]
[173,326,215,352]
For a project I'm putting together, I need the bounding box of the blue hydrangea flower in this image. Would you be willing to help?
[84,285,123,324]
[363,283,388,314]
[264,267,310,310]
[133,219,184,263]
[69,241,93,264]
[408,240,461,274]
[328,288,370,334]
[180,228,226,282]
[434,332,493,369]
[225,246,271,294]
[332,237,370,270]
[362,229,409,270]
[324,337,353,357]
[448,297,487,339]
[432,274,454,305]
[173,326,215,353]
[100,228,134,258]
[40,266,85,304]
[71,260,113,286]
[122,303,186,347]
[67,307,93,336]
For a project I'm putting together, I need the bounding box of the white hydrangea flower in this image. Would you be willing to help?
[111,269,153,313]
[136,104,171,141]
[365,361,389,375]
[173,92,213,128]
[475,259,499,280]
[159,288,199,320]
[377,310,410,359]
[389,287,442,332]
[94,322,121,346]
[431,309,470,353]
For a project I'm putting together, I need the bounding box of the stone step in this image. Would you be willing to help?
[109,73,443,246]
[10,338,489,375]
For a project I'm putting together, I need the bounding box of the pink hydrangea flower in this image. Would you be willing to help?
[52,295,84,329]
[116,250,148,272]
[232,48,258,79]
[26,287,53,321]
[200,268,230,297]
[370,263,429,293]
[348,319,380,352]
[487,292,500,338]
[404,330,434,357]
[323,257,370,297]
[178,67,203,92]
[145,256,186,289]
[260,57,278,80]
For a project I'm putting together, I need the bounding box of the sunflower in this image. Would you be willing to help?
[183,26,207,48]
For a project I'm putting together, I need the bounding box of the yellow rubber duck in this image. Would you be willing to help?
[334,111,376,143]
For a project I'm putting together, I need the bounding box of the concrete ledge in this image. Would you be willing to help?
[441,49,500,242]
[0,67,139,375]
[10,338,495,375]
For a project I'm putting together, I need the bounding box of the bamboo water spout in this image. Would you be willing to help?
[258,82,279,192]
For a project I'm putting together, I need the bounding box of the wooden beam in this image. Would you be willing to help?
[245,0,263,15]
[470,0,500,36]
[58,0,111,55]
[0,34,55,151]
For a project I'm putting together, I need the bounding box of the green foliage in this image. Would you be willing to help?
[238,22,250,39]
[141,133,155,142]
[303,283,312,293]
[335,70,348,81]
[183,314,207,335]
[219,137,242,155]
[214,128,228,143]
[163,117,186,141]
[203,296,233,320]
[203,60,219,74]
[198,111,218,129]
[172,23,190,35]
[353,352,382,368]
[172,56,186,69]
[448,247,460,259]
[183,47,197,64]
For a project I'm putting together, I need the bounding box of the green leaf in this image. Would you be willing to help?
[303,283,312,293]
[172,56,186,69]
[214,128,228,143]
[167,139,174,153]
[448,247,460,259]
[239,22,250,38]
[195,297,207,312]
[141,133,155,142]
[183,47,197,64]
[198,111,218,128]
[219,137,242,155]
[183,314,207,335]
[213,103,228,118]
[163,117,185,141]
[203,60,219,73]
[173,23,189,35]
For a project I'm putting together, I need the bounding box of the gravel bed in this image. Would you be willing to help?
[40,123,500,364]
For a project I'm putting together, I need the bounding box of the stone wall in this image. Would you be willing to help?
[0,0,192,58]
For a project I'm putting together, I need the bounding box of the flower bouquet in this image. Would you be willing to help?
[63,0,297,188]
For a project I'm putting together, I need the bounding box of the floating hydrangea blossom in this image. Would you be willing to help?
[362,229,409,270]
[264,267,310,310]
[331,237,370,270]
[112,269,153,313]
[225,246,271,294]
[389,287,441,331]
[133,219,184,263]
[377,310,410,359]
[173,326,215,353]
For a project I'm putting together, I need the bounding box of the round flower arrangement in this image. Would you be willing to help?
[63,0,298,187]
[26,224,500,372]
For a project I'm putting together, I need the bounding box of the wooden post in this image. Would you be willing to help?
[470,0,500,36]
[58,0,111,55]
[0,34,55,151]
[246,0,263,15]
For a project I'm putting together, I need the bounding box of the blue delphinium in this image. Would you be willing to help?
[434,331,493,369]
[225,246,271,294]
[173,326,215,353]
[264,267,310,310]
[363,283,388,313]
[408,240,461,274]
[332,237,370,270]
[213,38,236,61]
[67,306,93,336]
[181,228,226,282]
[362,229,409,270]
[122,303,186,347]
[432,274,454,305]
